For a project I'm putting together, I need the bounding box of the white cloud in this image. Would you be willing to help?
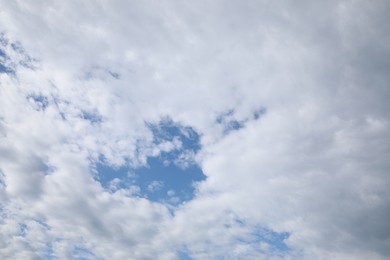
[0,0,389,259]
[147,180,164,193]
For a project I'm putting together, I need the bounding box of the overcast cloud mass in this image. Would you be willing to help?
[1,1,390,259]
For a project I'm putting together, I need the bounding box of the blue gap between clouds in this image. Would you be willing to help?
[216,108,266,135]
[242,226,289,253]
[72,246,98,260]
[176,220,289,258]
[81,110,102,124]
[27,94,49,111]
[256,228,290,252]
[216,109,244,134]
[177,250,193,260]
[231,219,290,254]
[41,243,97,260]
[0,48,13,74]
[96,119,206,204]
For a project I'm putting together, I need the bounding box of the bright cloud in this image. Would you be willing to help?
[0,0,390,259]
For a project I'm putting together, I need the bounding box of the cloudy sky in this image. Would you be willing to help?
[1,1,390,259]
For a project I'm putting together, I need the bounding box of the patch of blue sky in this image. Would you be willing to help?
[96,119,206,204]
[81,110,102,124]
[0,52,13,74]
[0,63,7,73]
[258,229,290,252]
[216,107,267,135]
[72,246,100,260]
[6,40,37,70]
[96,156,205,204]
[253,107,267,120]
[17,223,27,237]
[10,42,23,52]
[177,250,193,260]
[216,109,245,134]
[34,218,51,230]
[232,218,290,254]
[41,244,54,260]
[245,227,290,253]
[27,94,49,111]
[17,219,50,238]
[147,117,201,153]
[50,96,67,121]
[223,120,244,134]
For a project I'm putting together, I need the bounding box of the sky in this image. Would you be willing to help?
[0,1,389,259]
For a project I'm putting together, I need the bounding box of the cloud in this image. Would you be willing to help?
[147,180,164,193]
[0,0,389,259]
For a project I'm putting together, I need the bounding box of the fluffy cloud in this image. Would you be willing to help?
[0,0,389,259]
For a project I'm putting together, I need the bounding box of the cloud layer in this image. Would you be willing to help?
[1,0,390,259]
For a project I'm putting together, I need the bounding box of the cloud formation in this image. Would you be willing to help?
[0,0,389,259]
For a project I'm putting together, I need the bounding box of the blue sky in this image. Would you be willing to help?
[95,120,206,204]
[1,1,390,259]
[0,48,11,73]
